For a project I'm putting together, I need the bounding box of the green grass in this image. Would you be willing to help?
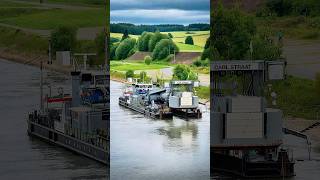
[195,86,210,99]
[111,31,209,52]
[19,0,104,6]
[176,42,204,52]
[0,8,105,29]
[271,75,320,120]
[0,0,37,7]
[0,26,47,54]
[110,61,169,71]
[111,33,139,40]
[168,31,209,47]
[257,16,320,40]
[0,8,46,19]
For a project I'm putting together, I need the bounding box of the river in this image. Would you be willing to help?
[110,81,210,180]
[0,59,107,180]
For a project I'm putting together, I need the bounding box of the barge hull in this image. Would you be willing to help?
[211,150,295,178]
[28,120,108,165]
[119,98,173,119]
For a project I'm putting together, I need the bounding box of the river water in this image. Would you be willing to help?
[110,81,210,180]
[0,59,107,180]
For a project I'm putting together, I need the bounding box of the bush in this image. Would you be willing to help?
[185,36,194,45]
[51,26,77,53]
[115,38,136,60]
[168,33,173,38]
[193,59,202,67]
[125,70,134,78]
[144,55,152,65]
[148,31,169,52]
[152,39,179,60]
[173,65,198,80]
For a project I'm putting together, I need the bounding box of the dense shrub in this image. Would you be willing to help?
[152,39,179,60]
[115,38,136,60]
[173,65,198,80]
[185,36,194,45]
[51,26,77,53]
[144,55,152,65]
[168,33,173,38]
[125,70,134,78]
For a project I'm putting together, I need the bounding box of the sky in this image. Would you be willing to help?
[110,0,210,25]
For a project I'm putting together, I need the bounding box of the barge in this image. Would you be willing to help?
[27,68,109,165]
[211,60,295,178]
[118,80,202,119]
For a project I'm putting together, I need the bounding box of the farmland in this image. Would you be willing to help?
[111,31,209,52]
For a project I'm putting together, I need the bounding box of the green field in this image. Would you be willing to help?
[111,33,139,40]
[0,8,105,29]
[111,31,209,52]
[18,0,104,6]
[110,61,169,72]
[168,31,209,47]
[0,0,37,7]
[0,26,48,54]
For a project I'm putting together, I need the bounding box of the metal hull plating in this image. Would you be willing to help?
[119,97,173,119]
[27,120,108,165]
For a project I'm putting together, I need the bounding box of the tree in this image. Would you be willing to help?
[168,33,173,38]
[110,42,119,60]
[51,26,77,53]
[148,31,169,52]
[173,65,198,80]
[121,29,129,41]
[185,36,194,45]
[138,32,153,51]
[115,38,136,60]
[152,39,179,60]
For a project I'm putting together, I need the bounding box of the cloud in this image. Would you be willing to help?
[111,9,209,25]
[110,0,210,11]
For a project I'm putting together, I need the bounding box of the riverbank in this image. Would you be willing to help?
[0,48,72,74]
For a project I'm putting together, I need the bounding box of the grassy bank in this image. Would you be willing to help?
[110,61,169,72]
[0,8,105,29]
[271,75,320,120]
[0,26,47,54]
[257,16,320,39]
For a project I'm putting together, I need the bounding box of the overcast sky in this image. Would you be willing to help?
[110,0,210,25]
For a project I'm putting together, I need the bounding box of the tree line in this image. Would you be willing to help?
[111,23,210,35]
